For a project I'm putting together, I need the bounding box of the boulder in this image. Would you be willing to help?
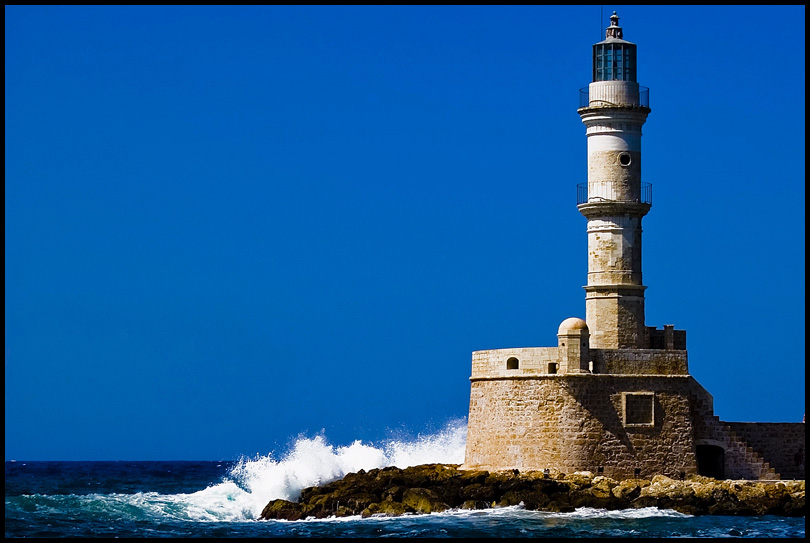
[401,487,451,514]
[260,499,310,521]
[361,501,413,518]
[612,478,649,500]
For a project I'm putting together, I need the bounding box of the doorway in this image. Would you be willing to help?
[696,444,725,479]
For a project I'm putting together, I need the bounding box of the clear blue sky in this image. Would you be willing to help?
[5,5,805,461]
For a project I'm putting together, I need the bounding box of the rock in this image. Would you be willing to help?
[361,501,413,517]
[499,489,552,509]
[459,482,497,502]
[402,487,450,514]
[381,485,405,502]
[260,499,310,521]
[565,471,594,489]
[256,464,805,521]
[460,499,492,510]
[612,478,648,500]
[589,476,619,498]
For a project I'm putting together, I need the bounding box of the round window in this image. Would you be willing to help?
[618,152,632,167]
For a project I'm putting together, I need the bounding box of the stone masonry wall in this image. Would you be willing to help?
[471,348,560,378]
[725,422,806,480]
[592,349,688,375]
[464,374,699,480]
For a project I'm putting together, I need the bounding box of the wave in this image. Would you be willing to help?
[225,417,469,519]
[541,506,691,519]
[245,504,693,525]
[6,418,469,523]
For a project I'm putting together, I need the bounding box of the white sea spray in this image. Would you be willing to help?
[179,418,469,520]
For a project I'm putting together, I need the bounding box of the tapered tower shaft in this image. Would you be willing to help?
[577,12,651,349]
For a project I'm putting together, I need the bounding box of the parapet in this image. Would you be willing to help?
[645,325,686,350]
[471,347,561,379]
[591,348,689,375]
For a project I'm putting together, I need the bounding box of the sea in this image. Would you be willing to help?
[5,420,805,538]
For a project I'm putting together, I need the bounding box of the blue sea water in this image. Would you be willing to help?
[5,423,805,538]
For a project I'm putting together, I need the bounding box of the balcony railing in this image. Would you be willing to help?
[577,182,652,205]
[578,86,649,109]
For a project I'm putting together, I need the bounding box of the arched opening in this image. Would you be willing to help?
[696,445,725,479]
[506,357,519,370]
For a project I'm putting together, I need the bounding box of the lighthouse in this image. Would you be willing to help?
[577,11,651,349]
[461,11,803,481]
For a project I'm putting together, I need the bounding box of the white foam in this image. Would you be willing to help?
[382,418,467,468]
[548,506,692,519]
[189,418,470,520]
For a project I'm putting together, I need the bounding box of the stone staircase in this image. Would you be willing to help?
[690,392,781,480]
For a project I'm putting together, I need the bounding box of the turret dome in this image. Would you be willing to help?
[558,317,589,334]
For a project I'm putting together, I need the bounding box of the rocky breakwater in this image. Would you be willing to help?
[259,464,805,520]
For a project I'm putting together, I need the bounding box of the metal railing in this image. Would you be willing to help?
[578,86,649,109]
[577,182,652,205]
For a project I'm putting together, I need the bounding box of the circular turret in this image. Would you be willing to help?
[557,318,591,374]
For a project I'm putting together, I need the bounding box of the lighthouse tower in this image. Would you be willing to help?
[461,11,803,481]
[577,12,651,349]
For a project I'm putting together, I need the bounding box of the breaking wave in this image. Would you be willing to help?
[5,419,468,524]
[225,417,468,518]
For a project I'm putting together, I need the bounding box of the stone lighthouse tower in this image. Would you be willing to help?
[577,11,651,349]
[462,11,804,482]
